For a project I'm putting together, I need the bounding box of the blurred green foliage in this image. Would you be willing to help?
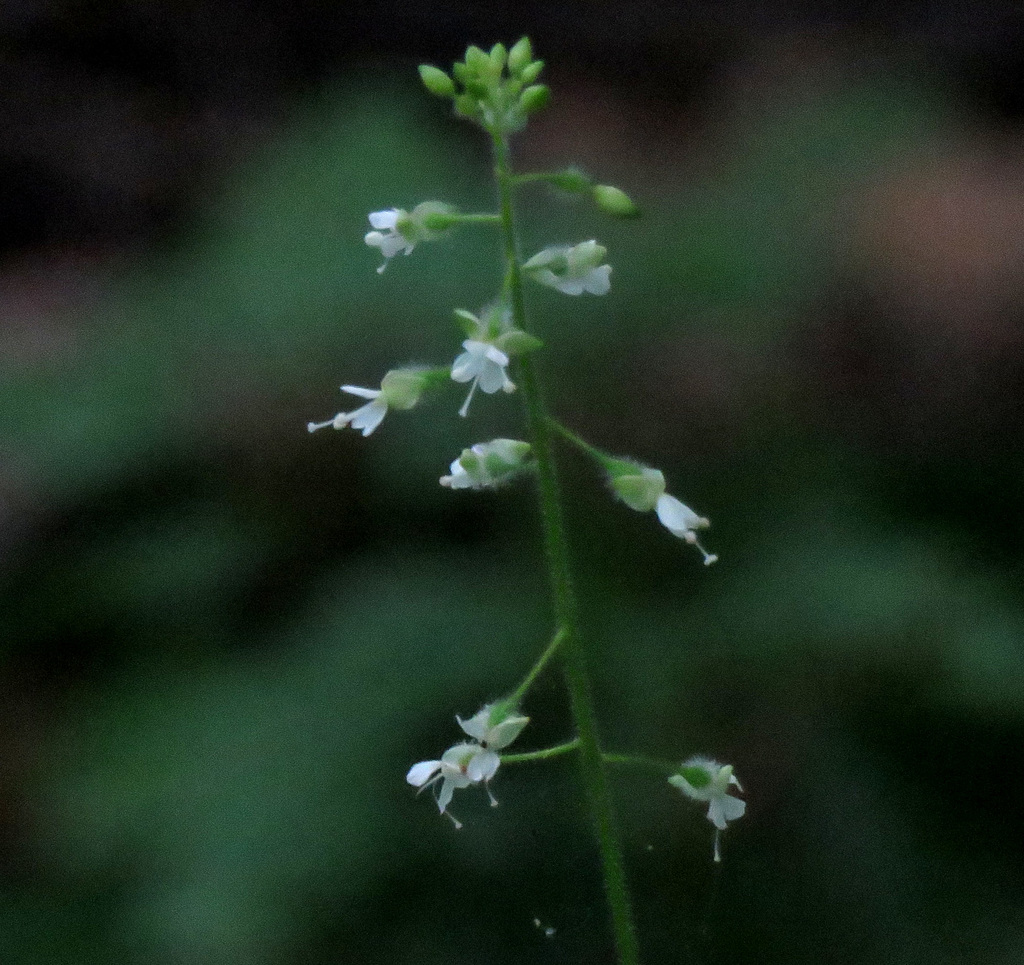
[2,61,1023,965]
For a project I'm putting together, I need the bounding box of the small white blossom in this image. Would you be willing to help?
[608,462,717,564]
[307,368,429,438]
[523,240,612,296]
[406,702,530,828]
[364,209,415,272]
[451,339,515,417]
[406,742,501,828]
[440,439,532,490]
[669,756,745,862]
[307,385,387,436]
[457,703,530,749]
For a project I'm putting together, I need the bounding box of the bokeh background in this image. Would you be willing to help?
[3,3,1024,963]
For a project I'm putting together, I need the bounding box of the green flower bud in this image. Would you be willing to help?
[508,37,533,75]
[593,184,640,217]
[454,93,478,118]
[520,60,544,84]
[464,45,489,73]
[488,42,507,73]
[418,64,455,98]
[519,84,551,115]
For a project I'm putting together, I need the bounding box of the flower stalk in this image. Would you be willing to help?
[492,129,642,965]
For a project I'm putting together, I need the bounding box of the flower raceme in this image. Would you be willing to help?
[407,704,530,827]
[307,367,430,437]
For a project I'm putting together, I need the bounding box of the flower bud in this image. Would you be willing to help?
[418,64,455,98]
[508,37,533,75]
[593,184,640,218]
[488,42,508,73]
[464,45,490,73]
[519,60,544,84]
[519,84,551,115]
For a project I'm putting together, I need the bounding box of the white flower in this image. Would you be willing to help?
[669,757,745,862]
[451,339,515,417]
[457,703,530,749]
[439,439,532,490]
[307,385,387,436]
[406,742,502,829]
[607,461,717,564]
[523,240,612,295]
[307,368,429,438]
[365,209,415,272]
[655,494,718,566]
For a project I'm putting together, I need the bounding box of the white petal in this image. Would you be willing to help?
[719,795,746,823]
[369,210,399,229]
[476,360,508,394]
[466,749,500,783]
[437,776,456,813]
[457,709,491,742]
[583,265,612,295]
[555,278,586,296]
[656,493,702,537]
[341,386,382,400]
[483,345,510,367]
[379,234,408,259]
[347,399,388,436]
[450,352,479,383]
[407,760,442,787]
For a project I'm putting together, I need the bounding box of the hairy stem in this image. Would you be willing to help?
[502,738,581,764]
[492,131,642,965]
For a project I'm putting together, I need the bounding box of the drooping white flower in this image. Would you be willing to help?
[365,209,415,272]
[457,703,530,750]
[439,439,532,490]
[523,240,612,296]
[451,339,514,417]
[669,756,745,861]
[307,368,429,438]
[606,460,717,564]
[406,742,502,828]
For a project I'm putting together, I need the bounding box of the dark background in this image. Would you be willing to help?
[3,3,1024,963]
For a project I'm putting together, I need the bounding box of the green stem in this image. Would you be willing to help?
[502,627,566,712]
[492,131,642,965]
[456,212,502,225]
[603,752,681,777]
[502,738,580,764]
[548,417,615,467]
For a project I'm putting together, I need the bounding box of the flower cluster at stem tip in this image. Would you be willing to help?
[406,704,530,828]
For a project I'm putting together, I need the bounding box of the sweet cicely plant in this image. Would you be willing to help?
[308,38,743,965]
